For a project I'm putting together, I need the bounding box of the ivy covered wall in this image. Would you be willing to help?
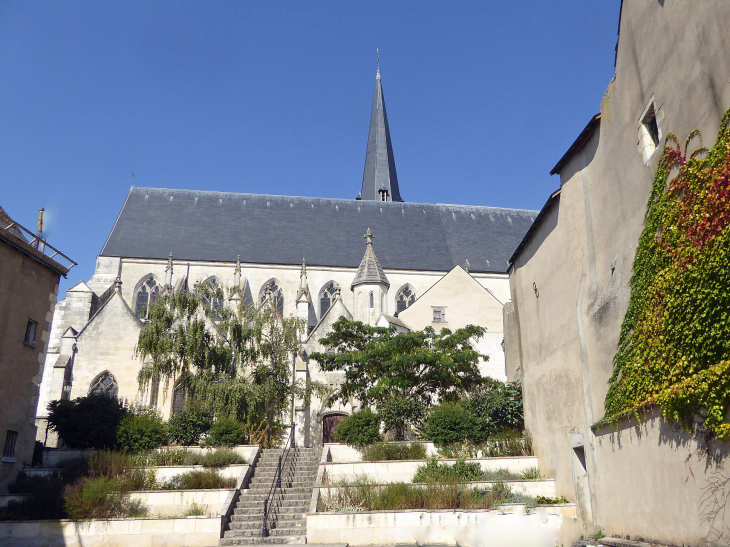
[605,109,730,439]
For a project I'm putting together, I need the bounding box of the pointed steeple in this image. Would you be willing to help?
[359,66,403,202]
[351,228,390,290]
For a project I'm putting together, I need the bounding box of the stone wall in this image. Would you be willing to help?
[506,0,730,543]
[0,240,60,493]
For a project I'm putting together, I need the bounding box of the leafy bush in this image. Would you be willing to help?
[167,406,213,446]
[420,403,474,446]
[412,458,484,483]
[116,413,167,452]
[536,495,569,505]
[63,477,147,520]
[47,394,127,449]
[361,442,427,461]
[462,379,524,442]
[481,428,532,457]
[163,469,236,490]
[87,451,132,478]
[203,418,246,447]
[520,467,543,480]
[128,447,246,468]
[319,477,517,512]
[0,475,66,520]
[334,409,381,447]
[377,398,425,441]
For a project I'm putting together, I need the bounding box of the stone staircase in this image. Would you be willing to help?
[220,447,320,546]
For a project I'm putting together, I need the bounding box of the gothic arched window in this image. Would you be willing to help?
[200,277,224,318]
[135,276,161,320]
[396,285,417,313]
[319,282,340,317]
[370,292,374,309]
[89,371,118,399]
[172,382,187,415]
[260,280,284,316]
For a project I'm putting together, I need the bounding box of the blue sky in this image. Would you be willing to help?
[0,1,620,295]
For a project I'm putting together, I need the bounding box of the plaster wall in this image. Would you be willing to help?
[0,241,60,493]
[507,1,730,543]
[306,506,579,547]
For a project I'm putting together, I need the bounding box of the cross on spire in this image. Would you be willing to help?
[364,228,374,245]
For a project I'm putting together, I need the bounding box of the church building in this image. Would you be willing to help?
[35,68,537,446]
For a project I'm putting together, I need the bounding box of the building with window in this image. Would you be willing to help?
[0,206,74,492]
[35,68,537,445]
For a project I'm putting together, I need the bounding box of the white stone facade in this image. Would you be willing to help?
[37,248,511,447]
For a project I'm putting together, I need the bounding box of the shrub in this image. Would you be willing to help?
[63,477,147,520]
[319,478,517,512]
[87,451,132,478]
[462,379,524,442]
[164,469,236,490]
[195,448,246,467]
[167,406,213,446]
[420,403,474,446]
[377,398,425,441]
[47,394,127,449]
[482,467,520,481]
[116,413,167,452]
[412,458,484,483]
[0,475,66,520]
[481,428,532,457]
[520,466,543,480]
[203,418,246,447]
[536,495,569,505]
[183,502,206,516]
[333,409,381,447]
[361,442,427,461]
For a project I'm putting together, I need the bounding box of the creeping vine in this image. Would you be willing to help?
[603,108,730,439]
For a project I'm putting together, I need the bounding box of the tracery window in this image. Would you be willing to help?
[200,277,224,319]
[135,276,160,320]
[261,280,284,316]
[319,282,340,317]
[89,371,118,399]
[396,285,416,313]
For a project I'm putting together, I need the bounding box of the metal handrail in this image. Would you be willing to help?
[262,426,295,537]
[3,221,77,270]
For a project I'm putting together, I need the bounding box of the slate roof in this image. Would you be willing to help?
[360,69,402,202]
[100,187,537,274]
[351,230,390,289]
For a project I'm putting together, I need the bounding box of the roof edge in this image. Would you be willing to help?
[508,188,562,265]
[550,114,601,176]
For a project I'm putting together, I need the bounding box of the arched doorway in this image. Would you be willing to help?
[322,412,348,444]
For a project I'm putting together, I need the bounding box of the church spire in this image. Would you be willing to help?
[351,228,390,290]
[359,63,403,202]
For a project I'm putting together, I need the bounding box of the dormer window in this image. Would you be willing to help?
[379,188,389,202]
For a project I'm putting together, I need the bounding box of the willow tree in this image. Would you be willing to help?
[136,282,303,429]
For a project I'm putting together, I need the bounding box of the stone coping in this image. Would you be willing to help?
[309,502,577,515]
[323,455,539,464]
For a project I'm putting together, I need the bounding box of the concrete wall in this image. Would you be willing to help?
[321,456,541,484]
[0,239,60,493]
[0,516,222,547]
[127,488,234,517]
[506,1,730,543]
[306,506,579,547]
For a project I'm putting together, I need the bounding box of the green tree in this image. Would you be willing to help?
[136,282,303,432]
[310,318,487,434]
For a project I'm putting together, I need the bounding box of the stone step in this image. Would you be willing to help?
[235,498,310,509]
[229,517,302,529]
[246,484,314,492]
[226,527,305,538]
[255,463,318,471]
[241,493,312,503]
[219,535,304,545]
[243,486,313,496]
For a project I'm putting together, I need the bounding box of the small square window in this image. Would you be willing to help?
[2,430,18,462]
[24,319,38,347]
[432,306,446,323]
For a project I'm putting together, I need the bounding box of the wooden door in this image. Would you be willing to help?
[322,413,347,444]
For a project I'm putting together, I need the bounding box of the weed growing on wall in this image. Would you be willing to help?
[604,109,730,439]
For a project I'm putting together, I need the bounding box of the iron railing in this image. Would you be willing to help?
[3,221,77,270]
[261,426,295,537]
